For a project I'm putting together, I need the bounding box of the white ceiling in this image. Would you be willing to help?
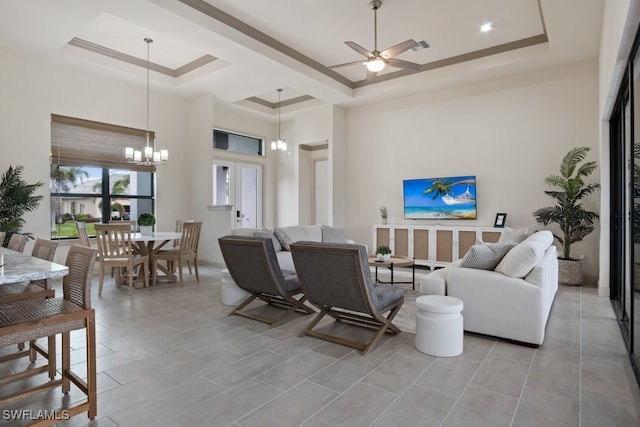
[0,0,604,116]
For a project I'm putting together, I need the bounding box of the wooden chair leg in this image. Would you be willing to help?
[62,331,70,393]
[87,314,97,419]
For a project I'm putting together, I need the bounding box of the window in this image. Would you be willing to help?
[213,129,264,156]
[50,115,155,239]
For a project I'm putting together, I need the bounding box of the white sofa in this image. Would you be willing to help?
[420,230,558,346]
[230,224,353,271]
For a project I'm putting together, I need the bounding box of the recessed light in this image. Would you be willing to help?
[480,22,493,32]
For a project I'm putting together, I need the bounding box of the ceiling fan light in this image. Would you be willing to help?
[366,58,385,72]
[480,22,493,32]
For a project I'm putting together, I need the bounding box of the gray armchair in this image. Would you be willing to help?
[290,241,405,355]
[218,235,315,327]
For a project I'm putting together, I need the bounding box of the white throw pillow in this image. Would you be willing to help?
[460,240,515,270]
[253,231,283,252]
[321,225,347,243]
[302,224,323,242]
[499,227,528,244]
[495,230,554,278]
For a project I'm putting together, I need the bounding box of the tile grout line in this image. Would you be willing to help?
[438,339,498,426]
[509,346,538,426]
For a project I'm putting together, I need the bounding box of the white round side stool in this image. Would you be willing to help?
[415,295,464,357]
[221,268,250,306]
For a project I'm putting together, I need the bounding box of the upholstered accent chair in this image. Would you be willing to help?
[290,241,405,355]
[218,235,315,327]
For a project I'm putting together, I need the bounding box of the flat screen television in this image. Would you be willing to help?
[403,175,477,220]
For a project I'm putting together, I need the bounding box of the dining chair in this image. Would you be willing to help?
[174,219,198,274]
[94,223,149,296]
[76,221,91,247]
[7,234,28,252]
[0,238,59,305]
[151,221,202,286]
[0,238,60,362]
[0,231,5,246]
[0,244,98,422]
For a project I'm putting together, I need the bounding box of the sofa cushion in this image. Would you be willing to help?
[274,225,323,250]
[495,230,554,278]
[321,225,347,243]
[302,225,323,242]
[460,240,515,270]
[498,227,528,244]
[253,231,283,252]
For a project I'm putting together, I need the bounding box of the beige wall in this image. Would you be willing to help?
[0,48,189,263]
[4,8,637,285]
[345,61,601,283]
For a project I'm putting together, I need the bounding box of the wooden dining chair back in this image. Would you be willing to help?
[7,234,28,252]
[76,221,91,247]
[0,244,98,422]
[0,238,59,305]
[95,223,149,296]
[151,221,202,286]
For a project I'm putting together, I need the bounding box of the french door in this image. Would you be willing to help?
[212,161,262,229]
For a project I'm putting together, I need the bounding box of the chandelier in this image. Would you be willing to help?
[125,38,168,166]
[271,88,287,151]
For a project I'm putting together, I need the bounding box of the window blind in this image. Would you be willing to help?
[51,114,155,172]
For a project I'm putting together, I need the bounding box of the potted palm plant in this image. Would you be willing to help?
[379,205,388,225]
[137,212,156,235]
[533,146,600,285]
[0,165,43,246]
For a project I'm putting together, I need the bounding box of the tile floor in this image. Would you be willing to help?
[1,264,640,426]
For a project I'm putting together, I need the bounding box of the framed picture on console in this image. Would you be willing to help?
[494,213,507,228]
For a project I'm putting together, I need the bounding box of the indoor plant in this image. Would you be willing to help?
[137,212,156,235]
[375,244,392,261]
[0,165,43,246]
[379,205,388,224]
[533,146,600,285]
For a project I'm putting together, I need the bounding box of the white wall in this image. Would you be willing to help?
[345,61,601,283]
[0,48,189,262]
[197,97,275,264]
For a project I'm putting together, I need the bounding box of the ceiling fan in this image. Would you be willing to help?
[330,0,422,79]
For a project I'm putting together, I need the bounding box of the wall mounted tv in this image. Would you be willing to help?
[403,175,477,220]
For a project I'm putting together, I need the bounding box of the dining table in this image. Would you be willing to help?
[129,231,183,285]
[0,247,68,285]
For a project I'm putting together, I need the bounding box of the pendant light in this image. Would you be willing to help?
[125,38,168,166]
[271,88,287,151]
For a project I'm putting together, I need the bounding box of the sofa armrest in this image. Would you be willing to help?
[448,268,547,344]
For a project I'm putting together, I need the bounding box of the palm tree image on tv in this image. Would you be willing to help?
[403,175,477,219]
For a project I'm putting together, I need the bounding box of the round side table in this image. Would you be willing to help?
[415,295,464,357]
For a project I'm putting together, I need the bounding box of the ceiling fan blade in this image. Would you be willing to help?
[380,39,418,58]
[386,57,421,71]
[345,41,373,58]
[329,60,365,69]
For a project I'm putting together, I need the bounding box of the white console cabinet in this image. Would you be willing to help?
[373,225,503,269]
